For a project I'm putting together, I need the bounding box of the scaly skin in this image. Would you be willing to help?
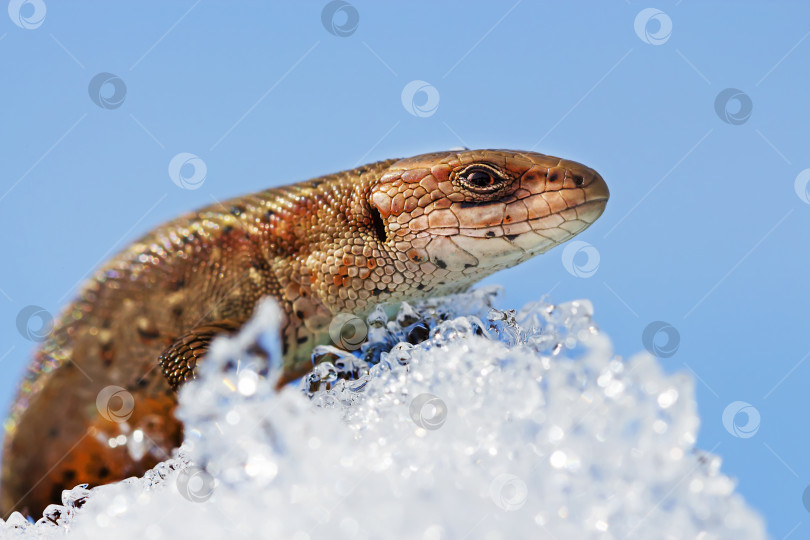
[0,149,608,517]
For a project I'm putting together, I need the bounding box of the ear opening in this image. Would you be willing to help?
[368,205,388,243]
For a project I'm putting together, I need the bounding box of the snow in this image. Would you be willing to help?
[0,288,767,539]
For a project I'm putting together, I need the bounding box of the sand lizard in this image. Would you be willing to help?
[0,149,609,516]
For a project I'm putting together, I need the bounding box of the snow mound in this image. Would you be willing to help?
[1,288,766,539]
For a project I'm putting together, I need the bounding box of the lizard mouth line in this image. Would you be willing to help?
[443,199,609,240]
[567,197,609,216]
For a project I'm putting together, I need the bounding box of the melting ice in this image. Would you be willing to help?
[0,288,766,539]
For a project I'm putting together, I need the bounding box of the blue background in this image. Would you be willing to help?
[1,1,808,536]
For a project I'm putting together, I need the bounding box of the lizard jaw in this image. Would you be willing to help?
[424,191,609,277]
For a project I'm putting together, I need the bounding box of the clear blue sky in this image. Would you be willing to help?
[1,1,808,535]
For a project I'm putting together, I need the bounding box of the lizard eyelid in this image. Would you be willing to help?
[457,164,509,194]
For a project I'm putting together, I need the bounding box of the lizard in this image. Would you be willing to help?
[0,149,609,517]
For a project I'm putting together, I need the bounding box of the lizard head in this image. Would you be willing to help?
[365,149,609,299]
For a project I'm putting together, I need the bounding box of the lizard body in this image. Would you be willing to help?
[0,149,608,516]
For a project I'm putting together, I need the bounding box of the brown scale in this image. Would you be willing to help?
[0,150,609,517]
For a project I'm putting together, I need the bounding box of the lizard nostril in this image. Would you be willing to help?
[573,175,584,187]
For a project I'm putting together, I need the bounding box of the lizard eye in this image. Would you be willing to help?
[457,164,509,194]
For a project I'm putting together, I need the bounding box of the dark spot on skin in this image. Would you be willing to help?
[464,263,475,268]
[505,234,519,241]
[229,206,244,216]
[459,202,477,209]
[310,180,323,188]
[485,231,496,238]
[48,426,59,438]
[265,209,275,219]
[435,259,447,269]
[416,284,425,290]
[137,378,149,388]
[296,311,304,319]
[372,289,382,296]
[548,171,560,183]
[172,305,184,318]
[297,336,308,345]
[62,470,76,483]
[98,466,110,479]
[222,225,233,234]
